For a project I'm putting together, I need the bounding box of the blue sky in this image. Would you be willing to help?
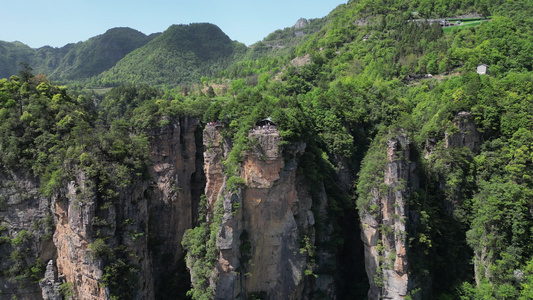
[1,0,347,48]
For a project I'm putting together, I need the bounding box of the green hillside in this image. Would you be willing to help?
[178,0,533,298]
[92,23,248,87]
[0,41,37,79]
[2,0,533,298]
[50,27,156,80]
[0,20,328,87]
[0,27,155,82]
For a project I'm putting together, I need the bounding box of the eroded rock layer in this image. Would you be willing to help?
[360,134,418,300]
[198,125,336,299]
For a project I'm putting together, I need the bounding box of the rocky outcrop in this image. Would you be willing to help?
[39,260,62,300]
[52,168,158,299]
[239,131,311,299]
[201,124,239,298]
[1,117,204,299]
[360,134,418,300]
[445,111,481,151]
[294,18,309,29]
[294,18,309,37]
[52,118,202,299]
[291,54,311,67]
[146,117,203,296]
[0,170,56,300]
[52,173,110,300]
[197,125,335,299]
[1,116,346,299]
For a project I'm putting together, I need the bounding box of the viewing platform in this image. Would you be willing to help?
[250,118,278,135]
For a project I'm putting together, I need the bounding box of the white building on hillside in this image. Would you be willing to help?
[477,64,489,75]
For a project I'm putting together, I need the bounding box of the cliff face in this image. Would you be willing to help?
[0,171,56,299]
[2,119,347,299]
[445,111,481,152]
[360,134,418,300]
[360,113,481,299]
[1,118,203,299]
[146,117,204,296]
[51,118,202,299]
[52,173,110,299]
[197,126,335,299]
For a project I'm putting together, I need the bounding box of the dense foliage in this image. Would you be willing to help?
[52,27,156,80]
[183,0,533,297]
[0,28,155,81]
[2,0,533,298]
[92,23,247,87]
[0,71,154,298]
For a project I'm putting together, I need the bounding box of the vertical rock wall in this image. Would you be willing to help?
[146,117,203,296]
[1,117,204,300]
[200,126,335,299]
[202,124,241,298]
[360,113,481,299]
[445,111,481,152]
[1,117,349,299]
[52,173,110,299]
[51,118,203,299]
[360,134,418,300]
[239,132,310,299]
[0,171,56,299]
[51,159,161,299]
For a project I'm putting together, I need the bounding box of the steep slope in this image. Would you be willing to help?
[0,27,155,81]
[0,170,56,299]
[244,17,328,60]
[0,41,36,79]
[0,76,207,299]
[183,124,343,299]
[3,0,533,299]
[50,27,156,80]
[358,133,418,299]
[94,23,248,86]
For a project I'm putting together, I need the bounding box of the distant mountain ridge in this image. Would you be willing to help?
[0,23,250,86]
[0,27,156,80]
[0,19,323,86]
[50,27,158,80]
[93,23,248,86]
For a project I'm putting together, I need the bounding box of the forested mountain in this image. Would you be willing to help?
[0,23,248,87]
[0,27,156,81]
[0,41,45,79]
[2,0,533,299]
[49,27,157,80]
[93,23,248,87]
[241,17,327,60]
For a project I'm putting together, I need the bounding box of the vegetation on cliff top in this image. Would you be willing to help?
[1,0,533,298]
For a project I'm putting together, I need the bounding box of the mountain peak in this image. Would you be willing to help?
[294,18,309,29]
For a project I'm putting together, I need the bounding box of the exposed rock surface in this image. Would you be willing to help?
[198,126,335,299]
[39,260,62,300]
[52,118,203,299]
[294,18,309,29]
[240,131,309,299]
[146,117,203,295]
[445,111,481,151]
[291,54,311,67]
[360,134,418,300]
[1,117,203,299]
[52,173,110,300]
[0,171,56,300]
[2,118,346,299]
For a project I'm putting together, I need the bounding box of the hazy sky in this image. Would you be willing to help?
[1,0,347,48]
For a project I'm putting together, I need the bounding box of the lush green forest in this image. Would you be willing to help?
[2,0,533,298]
[92,23,248,87]
[0,28,156,81]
